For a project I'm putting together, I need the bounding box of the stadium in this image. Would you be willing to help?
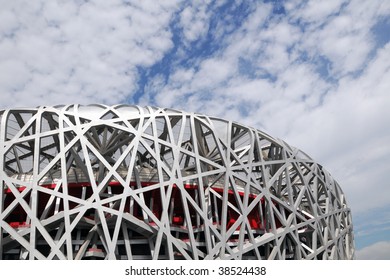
[0,104,354,260]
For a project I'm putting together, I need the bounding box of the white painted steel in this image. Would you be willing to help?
[0,104,354,259]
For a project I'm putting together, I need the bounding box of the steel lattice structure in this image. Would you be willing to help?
[0,104,354,260]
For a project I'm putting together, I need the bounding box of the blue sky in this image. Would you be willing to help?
[0,0,389,259]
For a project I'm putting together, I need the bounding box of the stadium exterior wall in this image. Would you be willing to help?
[0,104,354,260]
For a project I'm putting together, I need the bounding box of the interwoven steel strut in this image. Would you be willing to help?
[0,104,354,259]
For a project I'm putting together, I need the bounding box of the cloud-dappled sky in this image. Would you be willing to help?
[1,0,389,259]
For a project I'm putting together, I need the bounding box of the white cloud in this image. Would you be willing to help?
[356,241,390,260]
[191,58,236,89]
[298,0,390,76]
[179,0,212,44]
[223,4,272,60]
[292,0,344,23]
[285,43,390,213]
[0,0,181,108]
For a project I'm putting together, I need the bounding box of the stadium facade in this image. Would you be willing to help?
[0,104,354,260]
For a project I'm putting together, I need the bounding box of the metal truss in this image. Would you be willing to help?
[0,104,354,260]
